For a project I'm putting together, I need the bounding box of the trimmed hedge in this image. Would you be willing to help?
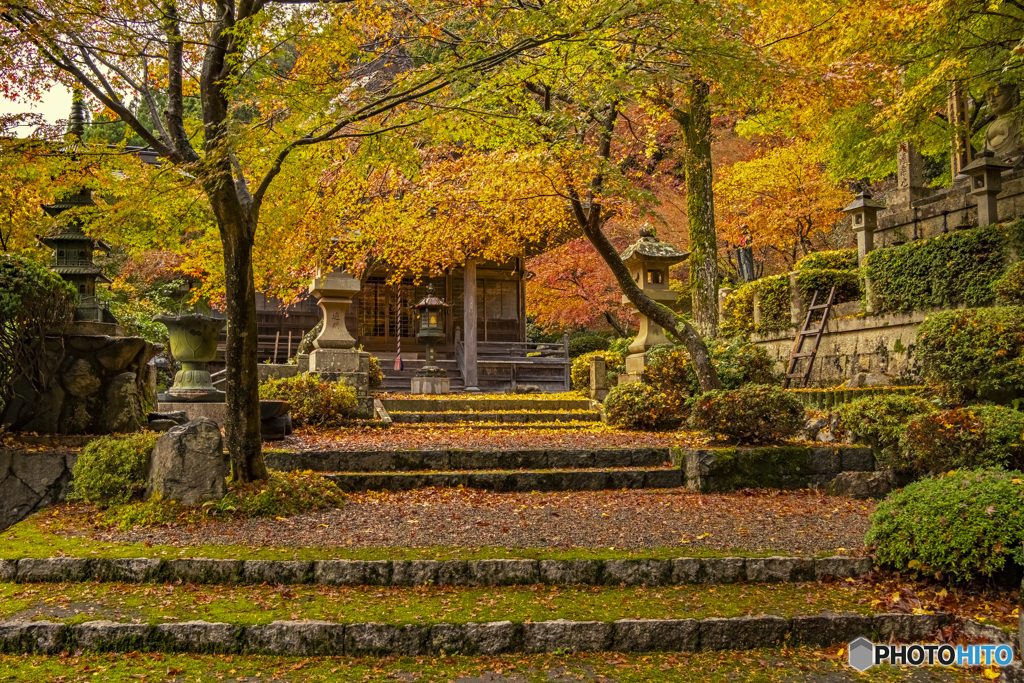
[571,350,624,392]
[915,306,1024,402]
[795,269,861,308]
[864,222,1024,314]
[835,394,936,468]
[689,384,804,445]
[898,406,1024,474]
[604,382,675,430]
[995,260,1024,305]
[567,332,610,358]
[794,249,858,271]
[867,468,1024,582]
[259,373,358,427]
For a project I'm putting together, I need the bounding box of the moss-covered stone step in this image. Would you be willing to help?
[324,467,681,492]
[388,411,600,424]
[0,556,872,586]
[381,398,593,412]
[674,445,875,493]
[266,447,671,472]
[0,612,947,656]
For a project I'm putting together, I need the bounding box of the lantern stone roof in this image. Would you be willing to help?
[415,284,448,308]
[619,225,690,265]
[842,189,886,213]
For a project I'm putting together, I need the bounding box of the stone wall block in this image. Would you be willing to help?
[313,560,389,586]
[94,558,162,583]
[147,418,228,505]
[808,448,841,476]
[538,560,602,585]
[791,614,872,646]
[468,559,539,586]
[669,558,702,584]
[699,616,789,650]
[602,559,669,586]
[745,557,815,583]
[700,558,745,584]
[16,557,92,583]
[164,559,242,585]
[242,561,313,585]
[814,556,873,580]
[244,620,345,655]
[391,560,440,587]
[523,619,612,653]
[612,619,699,652]
[840,448,875,472]
[0,476,40,533]
[0,559,16,582]
[99,372,144,433]
[872,613,945,641]
[73,621,151,652]
[436,560,471,586]
[63,358,102,398]
[429,623,467,654]
[11,451,68,497]
[0,620,66,654]
[153,621,239,653]
[466,621,520,655]
[344,623,428,656]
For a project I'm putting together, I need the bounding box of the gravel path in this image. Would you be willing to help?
[94,488,873,555]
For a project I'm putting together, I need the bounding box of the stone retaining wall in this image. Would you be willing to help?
[325,468,682,492]
[0,555,872,586]
[0,613,948,656]
[266,448,672,472]
[676,446,874,493]
[0,449,77,532]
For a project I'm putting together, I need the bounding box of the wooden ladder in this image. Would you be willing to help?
[782,287,836,389]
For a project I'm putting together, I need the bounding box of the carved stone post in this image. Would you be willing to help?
[307,268,371,417]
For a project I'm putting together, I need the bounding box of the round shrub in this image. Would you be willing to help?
[570,350,624,392]
[368,355,384,390]
[835,393,936,468]
[867,468,1024,582]
[70,432,159,508]
[794,249,858,271]
[568,332,610,358]
[915,306,1024,402]
[898,406,1024,475]
[604,382,675,430]
[259,373,358,427]
[995,260,1024,305]
[688,384,803,445]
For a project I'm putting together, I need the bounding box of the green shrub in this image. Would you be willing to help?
[70,432,159,508]
[568,332,610,358]
[368,355,384,390]
[643,337,777,417]
[867,468,1024,582]
[259,373,358,427]
[836,394,936,468]
[898,406,1024,474]
[0,254,76,415]
[794,249,858,271]
[864,222,1024,314]
[995,260,1024,305]
[607,336,634,359]
[915,306,1024,402]
[720,283,756,337]
[795,269,862,308]
[570,350,625,392]
[604,382,675,430]
[688,384,804,445]
[98,470,346,530]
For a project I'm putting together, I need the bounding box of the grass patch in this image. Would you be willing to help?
[0,649,985,682]
[0,581,875,626]
[94,471,345,531]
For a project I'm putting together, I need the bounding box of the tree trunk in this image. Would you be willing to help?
[581,223,722,392]
[680,77,719,339]
[603,310,626,337]
[206,185,268,483]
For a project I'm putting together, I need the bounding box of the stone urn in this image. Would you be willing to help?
[155,314,225,402]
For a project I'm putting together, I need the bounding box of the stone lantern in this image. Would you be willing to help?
[962,150,1013,227]
[412,284,450,394]
[842,190,887,264]
[619,226,689,383]
[308,267,360,371]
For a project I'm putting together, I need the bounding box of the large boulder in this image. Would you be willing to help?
[826,470,897,500]
[147,418,228,504]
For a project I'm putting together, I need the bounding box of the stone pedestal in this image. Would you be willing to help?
[308,348,372,418]
[309,270,360,350]
[411,375,450,394]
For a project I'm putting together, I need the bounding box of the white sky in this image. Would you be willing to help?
[1,84,73,134]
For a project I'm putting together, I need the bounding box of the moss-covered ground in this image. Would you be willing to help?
[0,650,999,682]
[0,581,876,626]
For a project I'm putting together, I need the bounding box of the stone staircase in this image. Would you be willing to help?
[377,356,465,392]
[379,397,600,429]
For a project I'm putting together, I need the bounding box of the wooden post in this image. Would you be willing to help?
[273,331,280,364]
[463,259,479,391]
[287,330,293,359]
[563,332,570,391]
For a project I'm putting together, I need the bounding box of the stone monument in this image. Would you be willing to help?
[617,226,689,384]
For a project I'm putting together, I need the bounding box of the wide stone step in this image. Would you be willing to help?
[388,411,600,424]
[0,555,873,587]
[382,398,593,412]
[398,421,600,430]
[0,613,947,656]
[323,467,683,492]
[266,447,672,472]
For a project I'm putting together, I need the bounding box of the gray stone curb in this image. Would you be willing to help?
[1,555,873,587]
[324,468,684,493]
[0,613,948,656]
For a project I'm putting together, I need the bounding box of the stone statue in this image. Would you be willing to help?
[983,82,1024,164]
